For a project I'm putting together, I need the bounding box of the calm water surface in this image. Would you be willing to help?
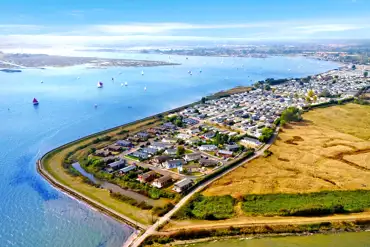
[0,52,349,247]
[182,231,370,247]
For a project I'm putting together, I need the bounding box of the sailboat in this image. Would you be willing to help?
[141,70,144,76]
[97,82,103,88]
[40,81,43,84]
[121,83,124,87]
[33,98,39,105]
[199,69,202,73]
[125,82,128,86]
[144,86,147,91]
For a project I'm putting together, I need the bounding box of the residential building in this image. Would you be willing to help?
[225,144,240,152]
[165,148,177,156]
[217,150,233,158]
[106,159,126,173]
[95,149,111,157]
[164,159,185,169]
[138,171,156,183]
[173,178,194,193]
[152,175,172,188]
[199,145,217,151]
[119,165,136,174]
[199,158,218,167]
[116,140,132,147]
[241,137,262,148]
[184,152,201,162]
[153,155,171,165]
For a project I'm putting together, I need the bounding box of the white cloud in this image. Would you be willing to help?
[294,24,364,34]
[0,18,369,49]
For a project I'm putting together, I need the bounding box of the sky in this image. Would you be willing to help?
[0,0,370,49]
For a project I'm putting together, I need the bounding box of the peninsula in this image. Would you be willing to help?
[0,52,179,69]
[38,66,370,247]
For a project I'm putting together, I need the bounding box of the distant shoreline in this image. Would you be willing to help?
[0,52,179,70]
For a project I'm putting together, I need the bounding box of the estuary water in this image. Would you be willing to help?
[0,52,343,247]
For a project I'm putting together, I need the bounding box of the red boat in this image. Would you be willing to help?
[33,98,39,105]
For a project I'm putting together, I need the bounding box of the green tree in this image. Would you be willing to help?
[177,146,185,156]
[281,107,302,123]
[364,71,368,78]
[313,95,317,102]
[258,127,274,143]
[201,97,206,104]
[307,89,315,98]
[264,84,271,91]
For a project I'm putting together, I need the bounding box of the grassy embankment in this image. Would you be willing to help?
[163,103,370,230]
[42,118,162,226]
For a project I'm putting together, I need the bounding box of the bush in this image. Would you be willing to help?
[242,190,370,216]
[110,192,153,210]
[280,107,302,123]
[174,194,235,220]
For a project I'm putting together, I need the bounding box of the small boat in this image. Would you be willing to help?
[144,86,147,91]
[199,69,202,73]
[40,81,43,84]
[121,83,124,87]
[94,104,98,108]
[141,70,144,76]
[188,70,192,75]
[33,98,39,105]
[186,57,188,60]
[125,82,128,86]
[112,77,114,81]
[97,82,103,88]
[77,76,80,80]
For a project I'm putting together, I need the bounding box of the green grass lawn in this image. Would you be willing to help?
[242,190,370,216]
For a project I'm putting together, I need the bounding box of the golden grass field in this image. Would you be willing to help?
[203,103,370,198]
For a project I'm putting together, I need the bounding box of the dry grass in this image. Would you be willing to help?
[203,104,370,197]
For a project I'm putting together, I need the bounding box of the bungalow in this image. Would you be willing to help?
[119,165,136,174]
[116,140,133,147]
[162,137,177,143]
[173,178,194,193]
[130,151,149,160]
[184,164,201,173]
[225,144,240,152]
[138,171,156,183]
[162,122,176,129]
[141,147,157,155]
[241,137,262,148]
[184,152,201,162]
[95,149,111,157]
[177,133,191,140]
[202,131,215,139]
[187,127,201,135]
[199,158,218,167]
[136,132,149,140]
[164,159,185,169]
[106,159,126,173]
[153,155,171,165]
[217,150,233,158]
[182,118,199,125]
[165,148,177,156]
[152,175,172,188]
[106,144,122,152]
[199,145,217,152]
[150,142,172,151]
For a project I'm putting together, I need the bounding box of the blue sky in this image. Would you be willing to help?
[0,0,370,48]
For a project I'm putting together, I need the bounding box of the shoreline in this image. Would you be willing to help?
[159,223,370,247]
[36,64,359,247]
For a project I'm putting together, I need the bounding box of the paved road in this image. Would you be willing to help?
[129,129,279,247]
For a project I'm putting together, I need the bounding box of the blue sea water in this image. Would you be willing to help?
[0,53,340,247]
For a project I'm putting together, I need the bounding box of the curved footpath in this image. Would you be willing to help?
[37,159,147,231]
